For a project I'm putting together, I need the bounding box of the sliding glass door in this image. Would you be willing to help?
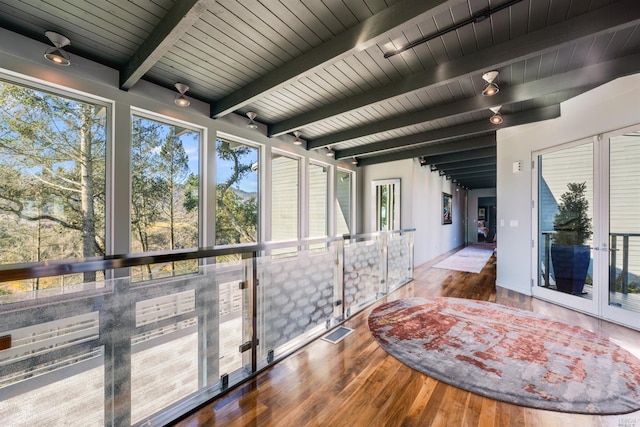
[533,126,640,329]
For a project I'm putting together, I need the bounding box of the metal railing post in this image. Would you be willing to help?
[103,278,133,427]
[381,232,389,297]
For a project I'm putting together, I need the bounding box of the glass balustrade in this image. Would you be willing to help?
[0,230,414,427]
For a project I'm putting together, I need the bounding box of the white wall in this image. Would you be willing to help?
[496,73,640,294]
[361,159,466,266]
[411,160,466,266]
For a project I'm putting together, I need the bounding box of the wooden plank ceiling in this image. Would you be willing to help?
[1,0,640,189]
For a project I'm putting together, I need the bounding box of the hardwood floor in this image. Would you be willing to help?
[174,249,640,427]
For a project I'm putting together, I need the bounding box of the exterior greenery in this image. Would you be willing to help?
[0,81,106,291]
[0,81,260,293]
[552,182,593,246]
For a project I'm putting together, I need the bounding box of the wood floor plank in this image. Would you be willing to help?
[175,250,640,426]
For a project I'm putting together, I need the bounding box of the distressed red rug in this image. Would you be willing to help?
[368,297,640,414]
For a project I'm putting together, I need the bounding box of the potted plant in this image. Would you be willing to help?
[550,182,593,294]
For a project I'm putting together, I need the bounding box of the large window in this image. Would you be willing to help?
[215,137,259,246]
[271,152,299,242]
[308,162,328,237]
[0,79,107,296]
[131,113,200,280]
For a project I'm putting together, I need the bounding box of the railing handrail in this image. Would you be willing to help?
[0,233,400,283]
[343,228,416,241]
[0,237,333,282]
[542,230,640,237]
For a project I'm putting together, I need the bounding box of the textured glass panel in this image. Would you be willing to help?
[215,261,247,376]
[131,323,198,424]
[344,239,383,314]
[129,262,244,423]
[387,233,412,291]
[0,280,110,426]
[257,248,335,359]
[0,352,104,426]
[0,279,110,305]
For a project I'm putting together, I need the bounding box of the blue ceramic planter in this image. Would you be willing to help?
[550,244,591,294]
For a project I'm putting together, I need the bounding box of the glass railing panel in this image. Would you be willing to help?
[256,245,337,363]
[0,278,117,426]
[128,260,247,425]
[129,280,199,425]
[0,274,110,305]
[0,231,417,426]
[387,231,414,291]
[214,260,248,378]
[343,237,383,316]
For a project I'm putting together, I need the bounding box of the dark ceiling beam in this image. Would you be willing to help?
[436,158,497,171]
[354,135,495,166]
[337,105,560,159]
[269,0,640,137]
[451,172,496,180]
[120,0,215,90]
[209,0,454,118]
[307,53,640,149]
[447,166,496,176]
[458,176,496,184]
[464,182,496,190]
[423,146,496,165]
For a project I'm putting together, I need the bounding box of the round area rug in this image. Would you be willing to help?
[368,297,640,414]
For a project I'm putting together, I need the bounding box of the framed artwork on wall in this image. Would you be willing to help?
[442,192,452,224]
[478,207,486,219]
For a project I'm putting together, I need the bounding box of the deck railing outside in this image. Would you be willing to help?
[0,229,414,427]
[540,231,639,294]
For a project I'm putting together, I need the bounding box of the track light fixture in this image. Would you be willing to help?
[489,106,503,124]
[351,157,358,165]
[430,164,438,171]
[44,31,71,66]
[326,146,335,157]
[174,83,190,107]
[482,71,499,96]
[439,170,446,176]
[293,131,302,145]
[446,175,452,180]
[246,112,258,129]
[419,157,427,166]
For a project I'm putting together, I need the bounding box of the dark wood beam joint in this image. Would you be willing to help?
[120,0,215,90]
